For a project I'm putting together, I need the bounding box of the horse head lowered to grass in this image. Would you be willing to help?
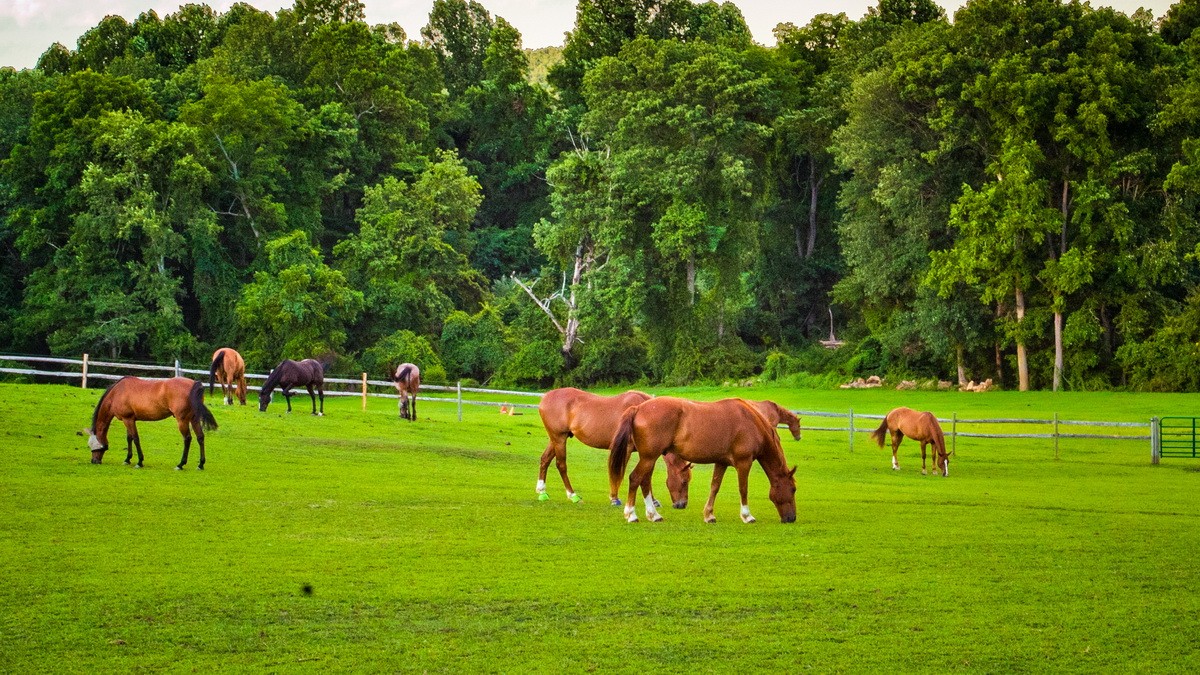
[608,397,797,524]
[870,406,951,476]
[87,376,217,470]
[259,358,326,415]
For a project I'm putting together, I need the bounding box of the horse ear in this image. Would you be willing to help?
[789,465,797,477]
[685,462,695,471]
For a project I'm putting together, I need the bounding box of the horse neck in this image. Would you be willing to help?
[262,366,284,394]
[91,393,115,443]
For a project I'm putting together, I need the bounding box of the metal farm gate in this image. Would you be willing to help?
[1152,417,1200,464]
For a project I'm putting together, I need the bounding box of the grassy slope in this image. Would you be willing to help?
[1,382,1198,671]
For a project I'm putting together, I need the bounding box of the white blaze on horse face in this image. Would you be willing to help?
[87,433,105,451]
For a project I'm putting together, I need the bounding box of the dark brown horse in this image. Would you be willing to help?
[870,406,950,476]
[751,400,802,441]
[259,359,326,415]
[608,397,797,524]
[537,388,693,507]
[208,347,247,406]
[393,363,421,421]
[86,377,217,470]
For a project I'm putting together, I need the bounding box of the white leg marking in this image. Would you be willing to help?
[624,504,638,523]
[892,456,900,470]
[740,504,756,524]
[536,479,546,493]
[645,498,663,522]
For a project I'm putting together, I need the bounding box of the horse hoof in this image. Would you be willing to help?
[650,514,664,522]
[569,494,583,504]
[704,516,717,524]
[174,466,182,471]
[922,470,928,475]
[611,498,622,506]
[123,460,131,465]
[741,515,756,524]
[537,492,550,502]
[626,515,638,523]
[652,498,662,508]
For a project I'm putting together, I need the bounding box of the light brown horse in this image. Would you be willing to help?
[537,387,693,507]
[208,347,247,405]
[393,363,420,421]
[870,406,950,476]
[751,400,802,441]
[608,397,797,524]
[86,377,218,470]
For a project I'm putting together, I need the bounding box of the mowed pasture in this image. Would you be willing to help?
[2,382,1199,671]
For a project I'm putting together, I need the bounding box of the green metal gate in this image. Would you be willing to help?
[1152,417,1200,463]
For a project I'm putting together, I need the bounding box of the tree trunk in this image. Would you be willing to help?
[1015,285,1029,391]
[994,301,1005,386]
[686,255,696,306]
[956,344,966,386]
[1053,309,1063,392]
[806,161,820,258]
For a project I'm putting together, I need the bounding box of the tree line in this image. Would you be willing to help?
[2,0,1200,391]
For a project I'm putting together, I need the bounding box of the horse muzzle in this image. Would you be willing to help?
[780,513,796,524]
[672,499,688,510]
[90,449,106,464]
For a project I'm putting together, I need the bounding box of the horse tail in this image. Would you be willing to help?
[208,350,225,395]
[608,407,639,498]
[394,364,412,384]
[190,381,219,431]
[870,417,889,447]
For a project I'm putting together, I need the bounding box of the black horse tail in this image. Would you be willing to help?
[208,350,225,396]
[394,364,413,384]
[190,381,219,431]
[608,407,638,500]
[870,418,889,447]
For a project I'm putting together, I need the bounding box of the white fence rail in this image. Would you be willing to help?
[0,353,1162,458]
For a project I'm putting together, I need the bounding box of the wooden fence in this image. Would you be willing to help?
[0,353,1161,458]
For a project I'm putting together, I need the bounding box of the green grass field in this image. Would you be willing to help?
[2,382,1199,671]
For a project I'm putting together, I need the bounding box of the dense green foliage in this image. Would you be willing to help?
[5,0,1200,391]
[2,382,1199,669]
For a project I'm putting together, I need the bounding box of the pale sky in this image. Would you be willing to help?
[0,0,1178,71]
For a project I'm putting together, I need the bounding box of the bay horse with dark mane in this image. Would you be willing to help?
[208,347,247,405]
[870,406,950,476]
[537,387,693,507]
[259,359,326,415]
[608,397,797,524]
[86,377,217,470]
[393,363,420,421]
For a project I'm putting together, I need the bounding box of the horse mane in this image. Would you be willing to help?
[208,350,226,394]
[91,377,127,431]
[188,381,219,432]
[261,362,287,395]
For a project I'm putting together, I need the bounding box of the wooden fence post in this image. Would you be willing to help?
[1151,417,1160,465]
[1053,412,1060,460]
[174,359,182,378]
[81,353,89,389]
[362,372,367,410]
[848,408,854,453]
[457,381,463,422]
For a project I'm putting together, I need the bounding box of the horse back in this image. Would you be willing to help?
[541,388,651,449]
[108,377,194,421]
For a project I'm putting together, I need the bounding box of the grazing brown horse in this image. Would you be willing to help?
[537,388,693,507]
[608,397,797,524]
[86,377,218,470]
[750,400,802,441]
[393,363,420,421]
[259,359,326,415]
[208,347,247,405]
[870,406,950,476]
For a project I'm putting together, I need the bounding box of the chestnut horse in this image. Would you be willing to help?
[537,387,693,507]
[259,359,326,415]
[86,377,217,470]
[870,406,950,476]
[208,347,247,405]
[608,397,797,524]
[393,363,420,421]
[751,400,802,441]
